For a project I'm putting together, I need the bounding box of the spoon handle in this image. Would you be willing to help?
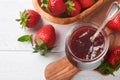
[91,1,120,42]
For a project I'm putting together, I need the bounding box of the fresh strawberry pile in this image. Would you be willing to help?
[41,0,98,17]
[16,9,56,56]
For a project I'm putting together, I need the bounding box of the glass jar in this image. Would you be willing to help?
[65,23,109,70]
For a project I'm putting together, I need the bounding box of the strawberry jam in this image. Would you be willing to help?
[65,24,109,70]
[70,26,104,60]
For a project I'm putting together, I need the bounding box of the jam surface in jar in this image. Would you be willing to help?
[69,26,105,60]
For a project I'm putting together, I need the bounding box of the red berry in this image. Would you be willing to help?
[48,0,66,16]
[66,0,81,17]
[107,46,120,65]
[34,24,56,48]
[26,10,40,28]
[108,55,119,65]
[106,12,120,32]
[16,9,40,28]
[79,0,94,9]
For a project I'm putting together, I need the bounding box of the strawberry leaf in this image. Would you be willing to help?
[41,46,54,56]
[18,35,31,42]
[115,61,120,71]
[41,0,50,12]
[33,38,53,56]
[41,43,49,56]
[33,45,42,53]
[18,34,33,46]
[36,38,44,47]
[65,0,75,13]
[16,10,30,29]
[95,61,115,76]
[16,19,20,21]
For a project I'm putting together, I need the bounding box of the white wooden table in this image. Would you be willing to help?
[0,0,120,80]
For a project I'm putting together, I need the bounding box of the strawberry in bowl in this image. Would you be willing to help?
[79,0,96,9]
[65,0,81,17]
[48,0,66,16]
[32,0,103,24]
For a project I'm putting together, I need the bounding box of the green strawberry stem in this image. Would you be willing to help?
[33,38,54,56]
[41,0,50,12]
[30,35,33,46]
[16,10,30,29]
[18,35,54,56]
[65,0,75,13]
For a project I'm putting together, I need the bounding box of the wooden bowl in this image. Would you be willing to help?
[32,0,104,24]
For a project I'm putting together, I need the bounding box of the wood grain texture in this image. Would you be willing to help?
[45,56,80,80]
[32,0,103,24]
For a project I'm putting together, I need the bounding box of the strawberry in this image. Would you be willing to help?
[96,46,120,76]
[106,12,120,32]
[49,0,66,16]
[79,0,95,9]
[16,9,40,29]
[33,24,56,55]
[41,0,66,16]
[107,46,120,66]
[65,0,81,17]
